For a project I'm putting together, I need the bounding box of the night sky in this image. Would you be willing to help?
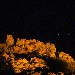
[0,1,75,59]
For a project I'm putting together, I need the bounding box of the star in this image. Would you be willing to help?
[68,34,70,35]
[57,33,60,36]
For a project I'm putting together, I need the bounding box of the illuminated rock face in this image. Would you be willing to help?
[6,35,14,46]
[0,35,75,75]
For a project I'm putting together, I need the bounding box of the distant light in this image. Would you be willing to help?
[57,34,60,35]
[68,34,70,35]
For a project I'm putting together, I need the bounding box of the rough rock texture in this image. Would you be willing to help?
[0,35,75,75]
